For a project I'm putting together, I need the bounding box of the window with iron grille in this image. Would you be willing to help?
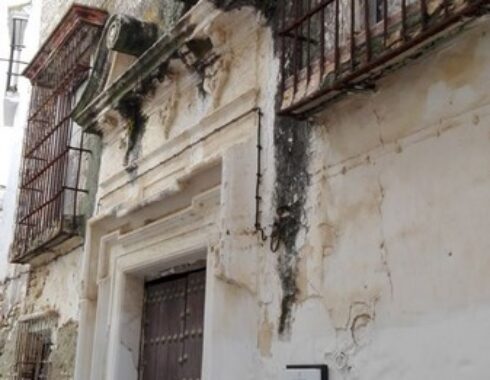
[6,16,28,93]
[13,314,57,380]
[277,0,488,116]
[10,6,108,263]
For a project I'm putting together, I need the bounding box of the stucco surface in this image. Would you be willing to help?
[3,1,490,379]
[256,18,490,379]
[80,6,490,379]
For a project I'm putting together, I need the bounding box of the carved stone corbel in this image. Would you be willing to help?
[106,15,158,57]
[73,14,158,133]
[175,21,235,110]
[202,26,233,110]
[158,73,180,139]
[97,111,120,132]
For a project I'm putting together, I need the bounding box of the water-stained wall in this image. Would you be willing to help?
[255,16,490,380]
[0,1,190,379]
[80,2,490,379]
[8,0,490,379]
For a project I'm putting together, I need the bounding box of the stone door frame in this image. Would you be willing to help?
[74,187,220,380]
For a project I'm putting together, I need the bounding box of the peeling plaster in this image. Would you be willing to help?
[257,308,274,357]
[23,3,490,380]
[51,320,79,380]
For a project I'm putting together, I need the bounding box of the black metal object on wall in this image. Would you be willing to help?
[286,364,329,380]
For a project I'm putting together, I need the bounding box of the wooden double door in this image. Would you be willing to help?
[139,269,206,380]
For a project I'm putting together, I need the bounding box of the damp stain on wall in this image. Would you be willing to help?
[273,116,311,335]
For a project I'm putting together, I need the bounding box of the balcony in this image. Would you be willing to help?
[10,6,108,264]
[278,0,489,116]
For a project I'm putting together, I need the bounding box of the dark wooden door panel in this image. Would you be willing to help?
[140,270,206,380]
[181,271,206,379]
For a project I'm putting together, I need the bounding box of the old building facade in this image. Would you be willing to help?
[0,0,489,379]
[0,1,42,378]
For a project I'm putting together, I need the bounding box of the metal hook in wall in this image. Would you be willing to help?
[269,221,281,252]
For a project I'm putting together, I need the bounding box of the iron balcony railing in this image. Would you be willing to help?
[10,6,108,264]
[278,0,489,115]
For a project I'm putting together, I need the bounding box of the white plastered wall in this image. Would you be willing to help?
[74,3,490,380]
[256,16,490,380]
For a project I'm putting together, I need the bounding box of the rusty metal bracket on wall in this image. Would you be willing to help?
[253,107,289,253]
[254,107,269,242]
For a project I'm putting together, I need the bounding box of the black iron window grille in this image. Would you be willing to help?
[13,315,57,380]
[10,6,108,263]
[6,17,28,93]
[277,0,488,116]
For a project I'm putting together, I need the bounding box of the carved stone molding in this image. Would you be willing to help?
[158,72,180,139]
[106,15,158,57]
[199,26,231,109]
[73,2,220,132]
[97,111,120,132]
[203,53,232,110]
